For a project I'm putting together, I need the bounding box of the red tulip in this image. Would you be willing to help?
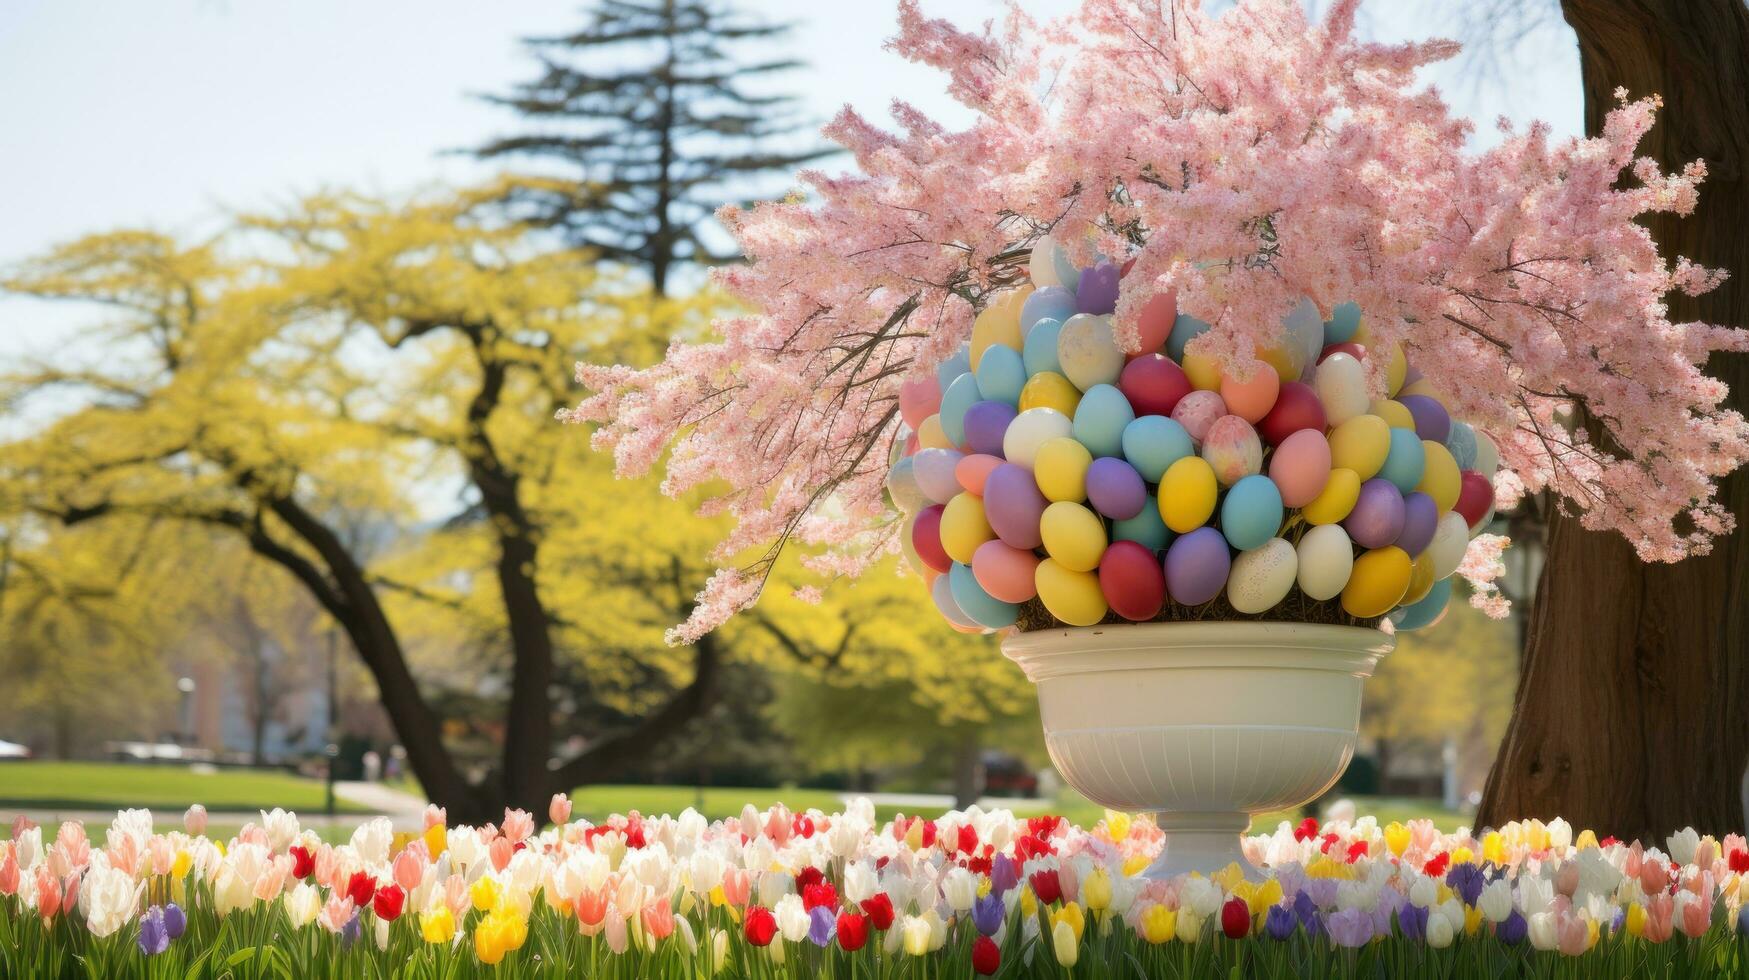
[345,871,377,909]
[795,865,826,894]
[1293,817,1319,843]
[289,845,315,880]
[802,881,838,912]
[1728,848,1749,874]
[860,893,895,931]
[744,905,777,947]
[956,824,979,856]
[1221,897,1251,939]
[372,883,405,921]
[972,935,1001,975]
[1029,870,1062,905]
[836,911,869,951]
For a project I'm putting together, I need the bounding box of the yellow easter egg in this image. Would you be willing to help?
[1018,371,1082,416]
[1301,468,1361,525]
[1418,440,1461,513]
[1035,437,1093,503]
[1035,558,1109,627]
[1328,414,1391,480]
[1341,546,1413,618]
[1384,343,1408,396]
[1401,554,1436,606]
[1158,456,1218,533]
[1039,501,1107,572]
[939,492,993,564]
[1350,319,1372,347]
[1370,399,1415,430]
[1257,344,1301,381]
[918,414,952,450]
[1181,352,1223,391]
[970,289,1029,370]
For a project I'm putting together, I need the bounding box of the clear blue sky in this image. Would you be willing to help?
[0,0,1580,358]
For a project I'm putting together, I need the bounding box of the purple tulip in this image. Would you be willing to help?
[1264,904,1298,941]
[990,854,1019,896]
[1446,864,1485,906]
[808,905,836,947]
[1498,909,1528,945]
[1396,902,1428,941]
[1327,907,1374,948]
[1294,891,1326,938]
[163,902,187,940]
[973,892,1005,936]
[137,906,169,956]
[1736,904,1749,935]
[341,912,361,950]
[1303,878,1339,909]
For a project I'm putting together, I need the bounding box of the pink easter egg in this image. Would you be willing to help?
[1269,428,1334,507]
[1134,290,1178,354]
[1171,389,1228,443]
[955,454,1005,496]
[900,376,943,429]
[1200,415,1263,486]
[1218,363,1280,424]
[972,540,1041,603]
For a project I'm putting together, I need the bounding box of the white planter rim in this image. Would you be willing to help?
[1003,621,1391,682]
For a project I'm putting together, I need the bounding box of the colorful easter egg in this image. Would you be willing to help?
[962,401,1016,457]
[930,572,979,630]
[1341,546,1413,618]
[886,456,927,513]
[1001,407,1073,468]
[1076,261,1121,315]
[1283,298,1326,379]
[1328,414,1391,480]
[1201,415,1264,486]
[1397,492,1439,556]
[1073,383,1135,457]
[1417,440,1461,512]
[918,413,952,449]
[954,453,1004,497]
[1111,497,1172,551]
[972,540,1040,603]
[1119,354,1192,416]
[1383,342,1408,396]
[1325,301,1362,345]
[1344,478,1406,549]
[1034,436,1093,502]
[1370,398,1415,430]
[1400,553,1436,607]
[1390,577,1452,631]
[912,447,965,504]
[1167,313,1210,362]
[1040,500,1107,572]
[1018,371,1082,416]
[1022,318,1065,376]
[1086,456,1148,520]
[940,492,995,563]
[1399,394,1452,443]
[1219,363,1280,424]
[1314,352,1369,426]
[1121,415,1195,483]
[1426,512,1470,580]
[935,344,971,394]
[911,505,951,573]
[1170,389,1228,442]
[970,294,1025,370]
[1227,537,1298,614]
[1302,467,1362,525]
[1057,314,1126,390]
[1035,558,1107,626]
[1378,427,1427,494]
[1454,470,1493,528]
[974,345,1027,406]
[1257,381,1326,445]
[949,561,1019,629]
[899,375,942,429]
[1021,286,1077,334]
[982,463,1049,550]
[1136,290,1178,353]
[1180,352,1223,392]
[1099,540,1167,621]
[1473,431,1500,479]
[1029,234,1072,289]
[1165,526,1231,606]
[1296,523,1355,601]
[1444,421,1478,470]
[1269,428,1333,508]
[1159,456,1219,532]
[1219,474,1283,551]
[939,372,983,446]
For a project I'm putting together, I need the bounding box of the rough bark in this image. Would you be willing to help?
[1478,0,1749,839]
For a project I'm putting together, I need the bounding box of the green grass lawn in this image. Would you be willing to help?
[0,761,368,815]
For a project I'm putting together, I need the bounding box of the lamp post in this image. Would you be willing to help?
[325,629,338,819]
[177,676,196,748]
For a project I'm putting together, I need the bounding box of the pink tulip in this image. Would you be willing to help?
[488,836,514,873]
[35,868,61,922]
[642,898,676,940]
[1554,862,1579,897]
[1556,912,1589,955]
[11,816,36,839]
[393,849,424,892]
[0,848,18,896]
[183,805,207,836]
[576,890,608,936]
[443,874,469,923]
[720,867,752,907]
[604,903,629,954]
[1644,894,1674,943]
[1639,858,1669,896]
[550,794,573,827]
[502,809,535,844]
[318,896,355,934]
[422,805,446,831]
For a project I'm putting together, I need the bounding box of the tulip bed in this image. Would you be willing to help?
[2,801,1748,979]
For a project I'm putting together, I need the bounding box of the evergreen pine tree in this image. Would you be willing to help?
[476,0,828,294]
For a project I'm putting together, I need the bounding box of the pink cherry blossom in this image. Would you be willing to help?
[567,0,1749,639]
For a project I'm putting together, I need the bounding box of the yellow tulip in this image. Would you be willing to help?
[1020,886,1038,919]
[1465,907,1483,936]
[1576,830,1599,850]
[1104,810,1132,842]
[171,851,193,880]
[1383,822,1410,857]
[1052,921,1080,967]
[1482,832,1505,866]
[1122,854,1151,877]
[1625,903,1647,938]
[1451,846,1476,866]
[423,824,447,858]
[1052,901,1086,941]
[1083,869,1113,913]
[1176,909,1203,943]
[1140,904,1177,944]
[470,876,501,913]
[421,905,456,945]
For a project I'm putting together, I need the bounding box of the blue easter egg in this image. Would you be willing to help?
[1112,497,1173,552]
[936,344,972,394]
[1378,427,1427,494]
[1389,577,1452,631]
[975,345,1026,405]
[939,372,984,447]
[1071,384,1135,458]
[1121,415,1195,482]
[1325,301,1362,345]
[1167,313,1211,362]
[1021,287,1077,334]
[1023,318,1064,376]
[1219,474,1284,552]
[1445,421,1478,470]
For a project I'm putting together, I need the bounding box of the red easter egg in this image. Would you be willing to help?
[1257,381,1328,446]
[912,505,952,573]
[1135,290,1178,354]
[1098,540,1167,621]
[1119,354,1191,417]
[1319,342,1366,363]
[1454,471,1493,528]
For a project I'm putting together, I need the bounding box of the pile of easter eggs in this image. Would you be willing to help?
[885,236,1500,633]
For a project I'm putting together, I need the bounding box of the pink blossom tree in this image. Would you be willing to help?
[569,0,1748,656]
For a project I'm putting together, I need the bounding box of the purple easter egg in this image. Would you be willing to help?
[982,463,1048,550]
[1344,478,1407,549]
[1085,457,1147,520]
[1398,394,1452,444]
[1396,491,1439,557]
[1171,389,1228,443]
[1076,261,1121,315]
[963,400,1017,457]
[1164,526,1231,606]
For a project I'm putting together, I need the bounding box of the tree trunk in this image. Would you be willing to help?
[1478,0,1749,839]
[952,732,983,810]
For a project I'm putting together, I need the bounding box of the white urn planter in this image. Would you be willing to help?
[1002,621,1392,879]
